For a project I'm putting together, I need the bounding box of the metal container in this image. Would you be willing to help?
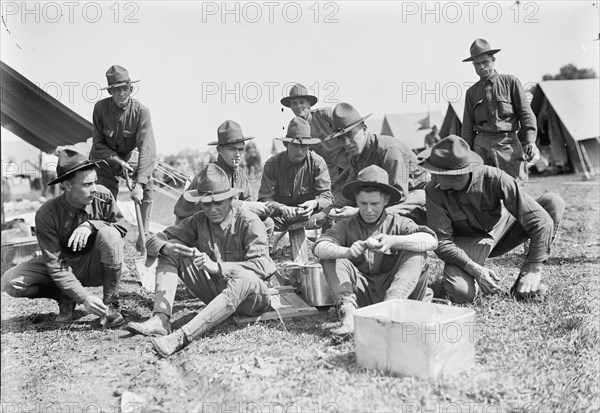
[299,263,335,307]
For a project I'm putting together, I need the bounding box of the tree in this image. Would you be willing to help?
[542,64,597,80]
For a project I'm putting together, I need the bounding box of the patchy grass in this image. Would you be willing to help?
[1,174,599,412]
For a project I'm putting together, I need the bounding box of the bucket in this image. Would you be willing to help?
[299,263,335,307]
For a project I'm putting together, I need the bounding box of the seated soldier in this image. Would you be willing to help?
[312,102,430,227]
[1,149,127,327]
[126,164,276,357]
[418,135,565,303]
[313,165,438,337]
[173,120,272,225]
[259,117,333,231]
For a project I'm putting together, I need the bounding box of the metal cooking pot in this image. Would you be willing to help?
[299,263,335,307]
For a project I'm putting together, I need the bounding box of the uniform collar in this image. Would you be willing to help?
[359,131,376,159]
[357,209,388,228]
[60,193,93,216]
[216,155,239,175]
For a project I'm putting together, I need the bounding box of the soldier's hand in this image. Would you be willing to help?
[368,233,393,254]
[68,223,93,252]
[119,159,134,174]
[346,240,367,259]
[192,249,219,274]
[82,295,108,317]
[281,206,298,221]
[328,206,359,219]
[306,211,327,229]
[297,200,318,217]
[160,242,194,259]
[130,184,143,204]
[470,263,502,295]
[523,143,540,163]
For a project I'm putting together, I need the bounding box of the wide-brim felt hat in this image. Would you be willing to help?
[208,120,254,146]
[48,148,106,185]
[342,165,401,205]
[183,163,243,203]
[462,38,501,62]
[277,117,321,145]
[101,65,140,90]
[417,135,484,175]
[327,102,373,141]
[280,83,318,108]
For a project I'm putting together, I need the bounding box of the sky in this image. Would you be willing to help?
[1,1,599,161]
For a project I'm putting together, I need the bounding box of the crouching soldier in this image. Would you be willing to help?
[259,117,333,231]
[313,165,438,337]
[126,164,276,357]
[418,135,565,303]
[1,149,127,327]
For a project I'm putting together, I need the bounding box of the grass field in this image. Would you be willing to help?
[1,174,599,413]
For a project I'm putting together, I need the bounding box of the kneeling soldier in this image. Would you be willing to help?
[313,165,438,337]
[127,164,276,357]
[2,149,127,327]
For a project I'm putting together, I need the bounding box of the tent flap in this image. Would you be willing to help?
[1,60,92,153]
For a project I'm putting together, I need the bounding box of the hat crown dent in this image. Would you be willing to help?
[356,165,388,185]
[194,164,231,195]
[332,102,362,130]
[286,117,311,139]
[217,120,244,140]
[105,64,132,86]
[56,149,90,175]
[289,83,309,97]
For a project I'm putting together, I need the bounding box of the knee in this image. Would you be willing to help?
[228,270,261,289]
[444,265,477,303]
[538,193,566,222]
[3,269,28,298]
[97,226,123,247]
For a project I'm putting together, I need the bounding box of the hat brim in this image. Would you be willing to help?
[207,136,254,146]
[183,188,243,203]
[48,159,107,185]
[326,113,373,141]
[462,49,501,62]
[416,148,485,175]
[101,80,140,90]
[280,95,318,108]
[342,180,402,205]
[277,136,322,145]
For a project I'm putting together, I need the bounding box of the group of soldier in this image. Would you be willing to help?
[2,38,565,358]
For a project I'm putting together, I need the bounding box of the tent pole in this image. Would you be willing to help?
[574,141,591,180]
[579,142,597,178]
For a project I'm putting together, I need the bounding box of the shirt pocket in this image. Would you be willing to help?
[473,100,486,124]
[103,128,117,147]
[123,130,137,152]
[497,96,514,118]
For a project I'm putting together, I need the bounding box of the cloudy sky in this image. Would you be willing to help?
[1,1,598,160]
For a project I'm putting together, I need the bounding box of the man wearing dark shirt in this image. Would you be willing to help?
[173,120,272,225]
[462,39,539,184]
[314,165,437,337]
[317,102,429,226]
[281,84,348,189]
[89,65,156,245]
[259,117,333,231]
[2,149,127,327]
[419,135,564,303]
[126,164,276,357]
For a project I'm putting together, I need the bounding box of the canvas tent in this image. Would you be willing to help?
[440,100,465,138]
[1,61,92,153]
[531,79,600,177]
[381,111,444,151]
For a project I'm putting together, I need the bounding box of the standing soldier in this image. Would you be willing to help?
[462,39,539,184]
[89,65,156,249]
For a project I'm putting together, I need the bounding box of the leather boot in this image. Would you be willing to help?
[332,302,357,338]
[126,313,172,336]
[55,292,76,323]
[101,264,125,328]
[150,330,189,358]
